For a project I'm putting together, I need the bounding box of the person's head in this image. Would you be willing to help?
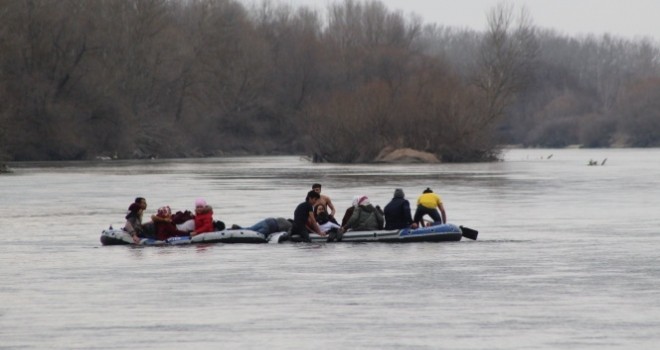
[194,198,208,214]
[127,202,141,213]
[306,190,320,204]
[157,206,172,218]
[126,200,144,219]
[423,187,433,194]
[314,204,325,216]
[357,195,370,206]
[312,183,322,193]
[394,188,405,199]
[195,198,207,209]
[135,197,147,209]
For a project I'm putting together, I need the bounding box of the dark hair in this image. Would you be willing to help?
[127,197,145,219]
[315,205,329,224]
[312,183,322,189]
[126,203,142,219]
[423,188,433,194]
[306,190,320,200]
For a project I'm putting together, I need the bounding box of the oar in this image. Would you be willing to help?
[460,226,478,240]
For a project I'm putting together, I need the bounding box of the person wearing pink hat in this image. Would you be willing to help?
[341,195,384,232]
[149,198,215,239]
[190,198,214,237]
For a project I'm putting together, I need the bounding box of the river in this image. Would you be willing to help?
[1,148,659,349]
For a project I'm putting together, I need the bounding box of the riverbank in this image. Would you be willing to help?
[3,146,656,168]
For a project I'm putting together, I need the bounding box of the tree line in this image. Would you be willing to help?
[1,0,659,164]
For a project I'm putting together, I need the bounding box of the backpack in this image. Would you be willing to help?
[214,220,226,231]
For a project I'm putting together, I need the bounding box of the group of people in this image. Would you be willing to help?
[122,197,217,243]
[122,183,447,243]
[290,184,447,242]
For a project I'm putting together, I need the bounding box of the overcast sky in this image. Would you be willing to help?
[275,0,659,40]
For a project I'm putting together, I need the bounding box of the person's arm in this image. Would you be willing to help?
[375,207,384,229]
[403,200,417,228]
[345,207,359,230]
[438,203,447,224]
[151,215,170,223]
[341,207,354,227]
[125,220,141,243]
[326,197,336,217]
[192,215,214,236]
[307,212,325,236]
[403,200,413,224]
[203,213,215,232]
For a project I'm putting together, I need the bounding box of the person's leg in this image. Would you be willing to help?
[177,219,195,232]
[413,206,425,227]
[326,227,338,242]
[140,222,156,239]
[265,218,279,234]
[246,219,269,235]
[291,223,310,242]
[427,208,442,224]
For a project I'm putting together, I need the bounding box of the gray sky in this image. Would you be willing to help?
[277,0,659,40]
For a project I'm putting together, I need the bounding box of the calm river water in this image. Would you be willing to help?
[1,149,659,349]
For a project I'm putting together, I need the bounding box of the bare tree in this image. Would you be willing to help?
[0,0,98,159]
[475,2,538,126]
[2,0,659,162]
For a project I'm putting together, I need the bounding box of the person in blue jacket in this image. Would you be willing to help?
[383,188,418,230]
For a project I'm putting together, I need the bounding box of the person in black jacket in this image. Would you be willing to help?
[291,190,325,242]
[383,188,418,230]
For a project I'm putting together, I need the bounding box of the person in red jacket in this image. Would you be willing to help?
[190,198,214,237]
[153,206,189,241]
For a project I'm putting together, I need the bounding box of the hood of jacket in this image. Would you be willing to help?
[359,204,376,213]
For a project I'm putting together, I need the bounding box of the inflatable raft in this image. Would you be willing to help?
[100,223,477,246]
[306,223,475,243]
[100,227,271,245]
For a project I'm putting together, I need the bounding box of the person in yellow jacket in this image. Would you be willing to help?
[413,188,447,226]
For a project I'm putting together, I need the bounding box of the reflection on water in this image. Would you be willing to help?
[1,149,660,349]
